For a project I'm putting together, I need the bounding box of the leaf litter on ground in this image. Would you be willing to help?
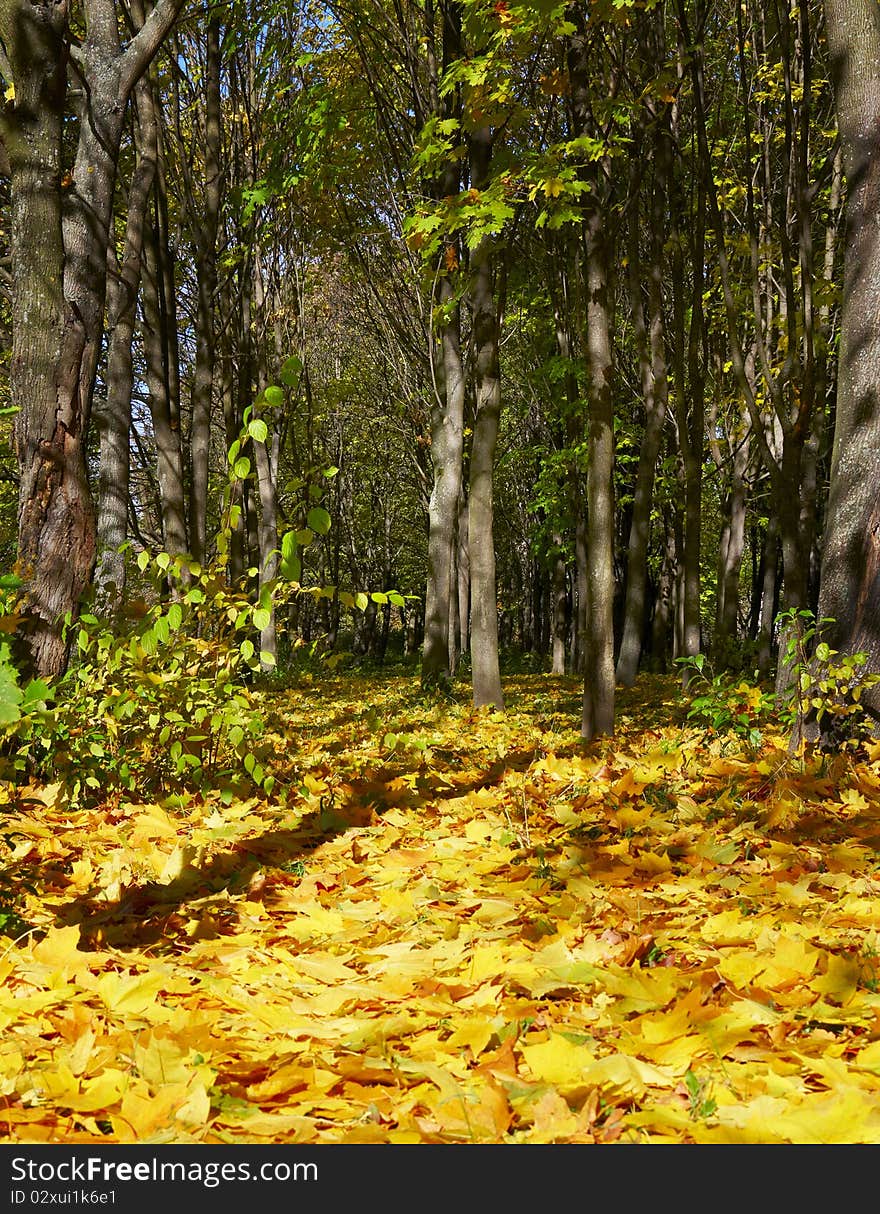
[2,672,880,1144]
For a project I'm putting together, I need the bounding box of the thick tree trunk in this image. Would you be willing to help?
[422,284,465,685]
[581,207,616,740]
[0,0,92,675]
[814,0,880,720]
[0,0,183,674]
[468,124,504,709]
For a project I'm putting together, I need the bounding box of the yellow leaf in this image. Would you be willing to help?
[285,905,345,941]
[854,1040,880,1072]
[520,1033,594,1086]
[445,1016,498,1058]
[65,1069,129,1113]
[717,948,765,989]
[98,971,167,1016]
[811,953,860,1005]
[581,1053,673,1096]
[760,934,819,988]
[31,925,89,973]
[529,1089,579,1140]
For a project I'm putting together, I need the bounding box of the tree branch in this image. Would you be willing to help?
[119,0,187,99]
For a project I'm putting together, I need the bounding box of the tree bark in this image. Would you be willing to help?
[467,122,504,709]
[581,204,616,740]
[0,0,184,674]
[813,0,880,720]
[94,75,157,614]
[617,124,670,687]
[188,14,222,565]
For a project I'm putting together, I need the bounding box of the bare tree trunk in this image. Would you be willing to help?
[550,539,567,675]
[0,0,183,674]
[467,123,504,709]
[188,14,222,565]
[457,484,470,657]
[617,124,670,687]
[813,0,880,723]
[581,204,615,739]
[757,516,779,678]
[95,77,157,614]
[141,146,188,560]
[423,287,465,685]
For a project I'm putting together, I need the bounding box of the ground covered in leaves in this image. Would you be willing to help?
[3,672,880,1144]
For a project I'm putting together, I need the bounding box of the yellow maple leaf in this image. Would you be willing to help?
[520,1033,595,1086]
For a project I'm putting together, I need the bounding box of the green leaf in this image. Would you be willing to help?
[233,456,251,480]
[263,384,285,407]
[248,418,269,444]
[281,555,302,583]
[0,642,22,726]
[307,506,332,535]
[253,607,271,631]
[279,356,303,387]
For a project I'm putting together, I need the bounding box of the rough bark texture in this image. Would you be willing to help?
[0,0,92,675]
[467,123,504,709]
[580,206,616,740]
[422,281,465,685]
[95,76,157,613]
[815,0,880,718]
[421,0,464,688]
[0,0,184,674]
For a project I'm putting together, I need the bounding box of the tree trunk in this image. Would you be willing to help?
[95,77,157,615]
[0,0,184,674]
[617,128,670,687]
[813,0,880,720]
[467,123,504,709]
[581,205,616,740]
[141,160,188,560]
[0,0,91,675]
[551,538,567,675]
[188,14,222,565]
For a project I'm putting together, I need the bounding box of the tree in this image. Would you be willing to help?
[812,0,880,721]
[0,0,185,675]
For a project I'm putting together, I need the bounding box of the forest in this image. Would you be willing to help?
[0,0,879,1149]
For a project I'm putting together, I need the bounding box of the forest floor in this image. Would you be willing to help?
[2,671,880,1144]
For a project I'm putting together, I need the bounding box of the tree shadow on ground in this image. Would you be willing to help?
[38,744,558,953]
[49,800,372,953]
